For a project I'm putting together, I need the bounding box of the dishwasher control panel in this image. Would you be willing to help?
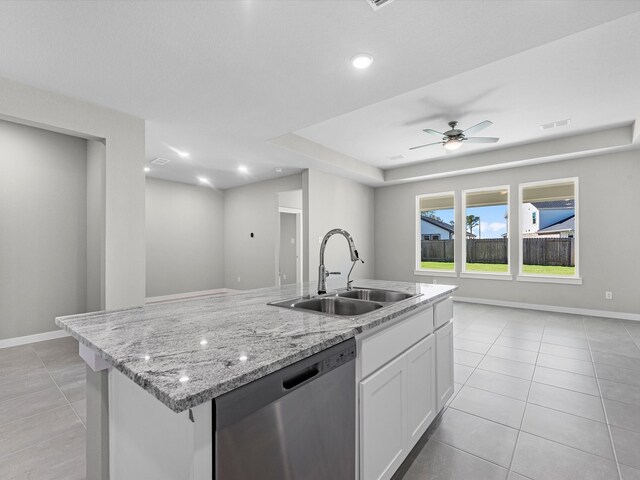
[322,345,356,372]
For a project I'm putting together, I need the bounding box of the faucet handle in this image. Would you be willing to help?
[326,271,341,277]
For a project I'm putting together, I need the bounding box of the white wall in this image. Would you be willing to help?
[0,119,88,340]
[145,178,225,297]
[374,150,640,315]
[304,169,375,292]
[224,174,302,290]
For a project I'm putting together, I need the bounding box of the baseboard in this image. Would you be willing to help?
[0,329,70,349]
[454,296,640,321]
[145,288,237,305]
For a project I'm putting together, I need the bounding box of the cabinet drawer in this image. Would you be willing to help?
[360,307,433,379]
[434,297,453,330]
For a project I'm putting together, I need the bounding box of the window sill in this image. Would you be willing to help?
[414,270,458,278]
[460,272,513,281]
[516,275,582,285]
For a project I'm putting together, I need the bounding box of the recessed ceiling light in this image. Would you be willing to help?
[200,339,208,346]
[144,167,150,172]
[197,176,210,184]
[275,167,282,173]
[351,53,373,69]
[238,165,249,174]
[179,375,189,383]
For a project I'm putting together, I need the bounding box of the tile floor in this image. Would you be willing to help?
[399,302,640,480]
[2,303,640,480]
[0,336,86,479]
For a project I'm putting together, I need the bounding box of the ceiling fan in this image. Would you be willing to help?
[410,120,499,151]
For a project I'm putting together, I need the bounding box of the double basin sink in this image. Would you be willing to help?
[269,287,421,317]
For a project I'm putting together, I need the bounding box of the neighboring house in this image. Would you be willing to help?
[522,200,574,237]
[537,215,575,238]
[421,216,454,240]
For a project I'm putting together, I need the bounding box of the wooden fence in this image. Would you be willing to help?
[421,238,574,266]
[522,238,575,266]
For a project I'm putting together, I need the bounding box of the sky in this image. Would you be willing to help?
[426,205,508,239]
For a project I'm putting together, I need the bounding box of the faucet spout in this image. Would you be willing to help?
[317,229,363,294]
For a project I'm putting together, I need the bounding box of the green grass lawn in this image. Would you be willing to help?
[465,263,509,273]
[420,261,454,271]
[420,262,575,276]
[420,262,508,273]
[522,265,576,276]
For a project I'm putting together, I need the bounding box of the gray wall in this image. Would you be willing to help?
[279,212,297,285]
[0,119,88,340]
[145,178,225,297]
[305,169,375,291]
[374,150,640,315]
[224,174,303,290]
[86,139,106,312]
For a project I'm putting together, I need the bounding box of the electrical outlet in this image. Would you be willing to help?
[605,291,613,300]
[318,236,323,244]
[432,278,437,284]
[237,277,241,283]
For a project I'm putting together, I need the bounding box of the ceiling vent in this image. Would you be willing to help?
[151,157,171,165]
[540,119,571,130]
[389,155,405,161]
[365,0,395,11]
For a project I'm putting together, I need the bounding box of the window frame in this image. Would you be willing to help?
[517,177,581,285]
[415,191,457,277]
[460,184,512,280]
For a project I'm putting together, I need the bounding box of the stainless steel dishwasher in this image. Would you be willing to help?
[214,338,356,480]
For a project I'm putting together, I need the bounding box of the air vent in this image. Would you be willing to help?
[151,157,171,165]
[365,0,395,11]
[389,155,405,161]
[540,119,571,130]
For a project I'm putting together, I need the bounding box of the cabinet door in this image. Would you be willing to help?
[406,335,436,449]
[436,320,454,411]
[360,353,406,480]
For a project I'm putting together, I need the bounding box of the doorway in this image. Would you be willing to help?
[276,190,303,287]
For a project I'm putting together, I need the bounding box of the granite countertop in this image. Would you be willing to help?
[55,279,456,412]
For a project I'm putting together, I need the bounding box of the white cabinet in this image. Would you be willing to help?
[360,335,435,480]
[360,353,407,480]
[435,320,454,411]
[406,335,436,448]
[357,299,454,480]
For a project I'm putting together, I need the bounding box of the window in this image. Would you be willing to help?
[462,186,510,275]
[519,178,578,279]
[416,192,455,272]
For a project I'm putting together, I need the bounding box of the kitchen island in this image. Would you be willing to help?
[56,279,457,480]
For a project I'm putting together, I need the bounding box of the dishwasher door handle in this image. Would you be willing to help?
[282,364,320,390]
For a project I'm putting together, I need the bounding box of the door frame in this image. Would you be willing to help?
[275,207,303,287]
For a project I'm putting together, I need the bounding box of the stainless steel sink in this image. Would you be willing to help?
[268,287,421,317]
[337,288,415,303]
[270,296,383,316]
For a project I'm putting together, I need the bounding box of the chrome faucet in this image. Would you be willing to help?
[317,229,364,294]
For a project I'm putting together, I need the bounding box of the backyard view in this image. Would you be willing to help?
[419,181,576,276]
[418,193,455,271]
[463,188,509,273]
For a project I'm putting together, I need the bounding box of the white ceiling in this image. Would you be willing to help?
[295,11,640,170]
[0,1,639,188]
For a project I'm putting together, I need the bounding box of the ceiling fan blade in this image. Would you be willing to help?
[465,137,499,143]
[422,129,445,137]
[463,120,493,136]
[409,142,444,150]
